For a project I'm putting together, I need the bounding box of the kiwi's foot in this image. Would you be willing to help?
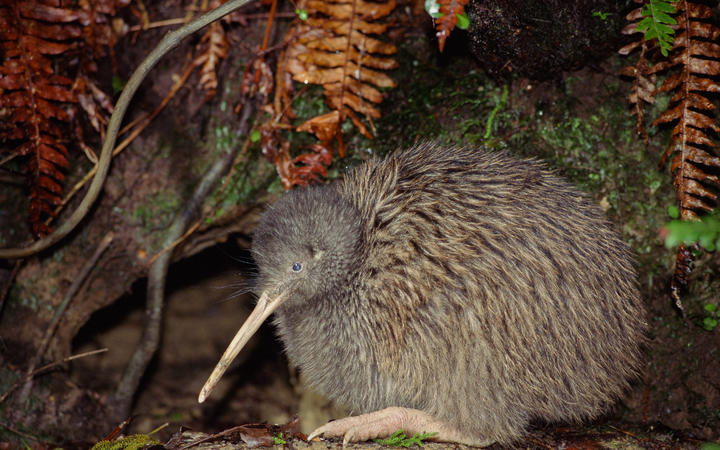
[307,406,493,447]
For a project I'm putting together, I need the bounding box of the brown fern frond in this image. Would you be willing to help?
[670,243,693,314]
[0,0,128,237]
[434,0,469,53]
[650,1,720,222]
[194,20,230,100]
[261,0,397,189]
[619,4,657,143]
[272,139,334,190]
[74,75,115,138]
[289,0,398,138]
[621,0,720,301]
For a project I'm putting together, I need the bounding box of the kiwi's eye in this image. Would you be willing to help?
[292,262,303,272]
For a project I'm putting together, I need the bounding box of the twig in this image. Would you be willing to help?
[259,0,278,52]
[0,259,22,319]
[128,13,295,32]
[528,437,554,450]
[146,220,202,267]
[0,171,25,185]
[149,422,170,435]
[17,232,114,404]
[100,417,133,441]
[130,17,189,32]
[179,424,250,449]
[607,425,640,439]
[35,348,109,373]
[0,420,60,445]
[0,348,108,405]
[120,61,196,136]
[0,152,17,168]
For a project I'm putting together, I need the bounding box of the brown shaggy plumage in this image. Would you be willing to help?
[234,142,646,445]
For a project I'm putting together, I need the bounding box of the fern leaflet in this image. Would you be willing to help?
[636,0,678,56]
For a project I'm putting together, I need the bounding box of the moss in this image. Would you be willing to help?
[132,191,181,232]
[206,145,277,224]
[90,434,162,450]
[374,49,498,152]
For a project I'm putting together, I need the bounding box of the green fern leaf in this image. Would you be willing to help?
[636,0,678,56]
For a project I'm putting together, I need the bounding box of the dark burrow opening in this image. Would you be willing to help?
[71,238,299,441]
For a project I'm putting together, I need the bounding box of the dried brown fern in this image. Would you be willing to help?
[262,0,398,189]
[195,20,230,100]
[0,0,128,237]
[619,37,655,143]
[434,0,469,52]
[620,0,720,305]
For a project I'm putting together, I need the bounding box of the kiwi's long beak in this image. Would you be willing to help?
[198,289,287,403]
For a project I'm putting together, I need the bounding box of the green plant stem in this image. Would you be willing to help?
[484,85,508,140]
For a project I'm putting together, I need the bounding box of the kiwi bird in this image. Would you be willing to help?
[198,142,646,446]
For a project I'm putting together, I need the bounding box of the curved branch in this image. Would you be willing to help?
[0,0,255,259]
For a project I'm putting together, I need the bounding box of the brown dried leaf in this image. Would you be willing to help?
[684,2,714,19]
[673,160,720,187]
[307,0,396,21]
[21,21,83,40]
[680,146,720,168]
[684,55,720,75]
[344,107,373,138]
[194,21,229,100]
[678,194,712,213]
[625,6,644,22]
[657,71,682,93]
[17,2,88,24]
[301,32,396,55]
[618,39,643,55]
[36,83,77,103]
[343,77,384,103]
[297,47,397,70]
[689,75,720,93]
[39,143,71,168]
[294,62,395,88]
[36,174,64,194]
[36,97,70,121]
[619,43,655,142]
[37,158,66,181]
[296,110,340,143]
[434,0,469,53]
[324,88,381,119]
[687,20,720,41]
[29,187,64,206]
[306,17,390,35]
[20,34,75,55]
